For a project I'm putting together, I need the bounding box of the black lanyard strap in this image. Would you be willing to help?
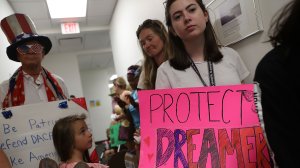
[207,60,215,86]
[189,56,215,86]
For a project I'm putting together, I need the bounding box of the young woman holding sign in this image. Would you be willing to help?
[155,0,249,89]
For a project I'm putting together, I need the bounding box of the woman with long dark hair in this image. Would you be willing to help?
[156,0,249,89]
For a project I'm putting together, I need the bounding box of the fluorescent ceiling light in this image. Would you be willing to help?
[46,0,87,19]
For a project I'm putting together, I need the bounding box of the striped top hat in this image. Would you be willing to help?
[1,13,52,62]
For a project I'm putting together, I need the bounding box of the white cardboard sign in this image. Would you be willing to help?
[0,98,90,168]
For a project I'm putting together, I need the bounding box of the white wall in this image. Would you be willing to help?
[43,52,84,97]
[80,67,115,141]
[0,0,20,83]
[110,0,290,83]
[46,52,116,141]
[230,0,291,83]
[110,0,166,78]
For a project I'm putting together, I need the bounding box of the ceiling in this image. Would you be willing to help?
[8,0,118,70]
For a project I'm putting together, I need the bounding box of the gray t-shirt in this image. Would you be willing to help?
[155,47,250,89]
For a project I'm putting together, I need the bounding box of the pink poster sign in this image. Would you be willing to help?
[138,84,271,168]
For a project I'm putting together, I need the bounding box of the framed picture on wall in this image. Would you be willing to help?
[207,0,263,46]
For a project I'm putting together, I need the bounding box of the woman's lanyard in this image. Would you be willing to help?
[189,57,215,86]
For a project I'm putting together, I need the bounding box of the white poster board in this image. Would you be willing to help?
[0,98,91,168]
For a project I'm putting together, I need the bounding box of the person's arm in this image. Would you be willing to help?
[0,150,12,168]
[223,47,250,83]
[231,48,250,83]
[155,63,171,89]
[125,95,138,108]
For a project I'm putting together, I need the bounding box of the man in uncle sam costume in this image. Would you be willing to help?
[0,13,69,109]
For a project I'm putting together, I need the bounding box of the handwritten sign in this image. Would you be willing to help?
[138,84,271,168]
[0,98,90,168]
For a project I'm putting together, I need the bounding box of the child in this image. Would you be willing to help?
[52,114,108,168]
